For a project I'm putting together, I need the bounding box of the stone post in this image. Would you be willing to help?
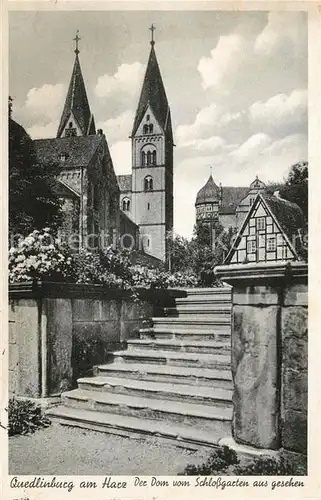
[215,261,307,453]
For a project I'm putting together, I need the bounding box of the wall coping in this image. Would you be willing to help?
[214,261,308,286]
[9,281,187,301]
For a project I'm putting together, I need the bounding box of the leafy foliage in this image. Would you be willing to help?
[9,115,63,236]
[9,228,74,283]
[8,398,51,436]
[181,446,239,475]
[233,455,307,476]
[167,220,236,287]
[279,161,308,221]
[180,447,307,476]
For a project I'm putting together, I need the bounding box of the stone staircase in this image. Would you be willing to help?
[48,287,233,449]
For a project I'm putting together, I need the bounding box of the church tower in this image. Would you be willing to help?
[57,31,96,138]
[131,25,174,263]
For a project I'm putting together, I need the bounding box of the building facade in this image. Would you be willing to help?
[33,30,173,263]
[195,174,270,232]
[117,35,174,262]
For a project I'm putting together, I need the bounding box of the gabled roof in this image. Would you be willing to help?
[195,175,220,205]
[132,43,171,138]
[34,135,104,168]
[57,54,95,138]
[220,186,250,212]
[224,192,306,263]
[52,178,80,198]
[117,174,132,192]
[262,193,305,245]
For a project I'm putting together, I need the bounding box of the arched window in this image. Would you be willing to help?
[143,124,149,134]
[146,114,150,121]
[141,144,156,167]
[122,198,130,211]
[149,124,153,133]
[144,176,153,192]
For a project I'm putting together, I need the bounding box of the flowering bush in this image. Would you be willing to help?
[9,229,199,290]
[9,228,74,283]
[129,265,198,289]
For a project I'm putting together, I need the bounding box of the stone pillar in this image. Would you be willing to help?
[215,261,307,452]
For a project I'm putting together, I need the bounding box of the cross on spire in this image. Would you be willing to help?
[149,24,156,45]
[73,30,81,55]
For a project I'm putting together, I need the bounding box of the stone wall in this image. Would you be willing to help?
[281,284,308,455]
[215,261,308,458]
[9,282,185,399]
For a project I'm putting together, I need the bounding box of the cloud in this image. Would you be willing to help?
[24,84,65,123]
[198,34,250,90]
[95,62,145,99]
[109,140,132,175]
[249,89,308,136]
[230,133,272,162]
[176,103,221,145]
[27,120,59,139]
[254,11,306,57]
[97,110,134,145]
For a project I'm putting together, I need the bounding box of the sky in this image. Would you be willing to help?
[9,10,308,239]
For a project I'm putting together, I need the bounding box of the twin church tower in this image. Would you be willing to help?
[35,27,173,263]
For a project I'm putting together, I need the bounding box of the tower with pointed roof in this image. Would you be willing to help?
[57,31,96,138]
[130,26,174,263]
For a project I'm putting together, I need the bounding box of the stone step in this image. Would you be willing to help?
[152,318,231,333]
[111,348,231,369]
[95,362,233,389]
[169,305,231,316]
[48,406,229,450]
[61,389,232,431]
[77,376,233,407]
[143,329,231,342]
[182,287,232,296]
[127,338,231,355]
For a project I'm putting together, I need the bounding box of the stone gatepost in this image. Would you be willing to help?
[215,261,308,455]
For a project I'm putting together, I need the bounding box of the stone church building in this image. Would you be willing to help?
[34,30,173,263]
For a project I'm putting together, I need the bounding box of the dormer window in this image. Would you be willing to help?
[60,152,68,162]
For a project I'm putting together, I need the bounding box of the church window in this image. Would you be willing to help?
[257,217,266,231]
[143,124,149,134]
[146,115,150,121]
[149,124,154,133]
[144,176,153,192]
[147,203,150,210]
[122,198,130,211]
[141,145,156,166]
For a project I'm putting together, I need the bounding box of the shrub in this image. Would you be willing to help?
[8,398,51,436]
[180,447,307,476]
[181,446,239,475]
[233,455,307,476]
[9,228,74,283]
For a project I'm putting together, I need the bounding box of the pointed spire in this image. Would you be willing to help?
[57,32,95,138]
[132,28,171,139]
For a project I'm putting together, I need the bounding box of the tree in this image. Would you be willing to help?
[166,230,193,273]
[279,161,308,221]
[190,218,236,286]
[9,109,63,237]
